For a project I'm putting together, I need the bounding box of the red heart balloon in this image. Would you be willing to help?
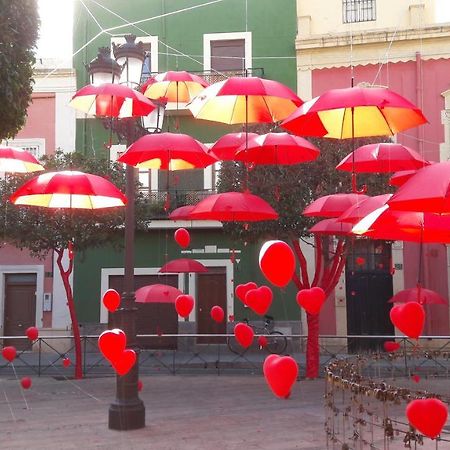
[411,374,421,383]
[98,329,126,362]
[174,228,190,248]
[235,282,258,303]
[406,398,448,439]
[137,379,143,392]
[175,294,194,318]
[102,289,121,313]
[258,335,268,349]
[296,287,326,315]
[263,354,299,399]
[26,326,39,341]
[259,240,296,287]
[2,346,17,362]
[234,323,254,348]
[210,305,225,323]
[62,357,71,368]
[112,349,136,376]
[355,257,366,266]
[245,286,273,316]
[383,341,401,352]
[20,377,32,390]
[390,303,425,339]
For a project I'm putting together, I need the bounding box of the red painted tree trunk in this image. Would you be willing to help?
[305,312,320,379]
[56,249,83,379]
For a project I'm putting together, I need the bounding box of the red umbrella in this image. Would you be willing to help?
[338,194,392,224]
[118,132,217,170]
[10,171,127,209]
[189,191,278,222]
[234,132,320,166]
[303,193,369,218]
[159,258,208,273]
[135,284,182,303]
[336,143,429,173]
[281,87,427,138]
[142,71,209,106]
[388,286,447,305]
[187,77,303,124]
[389,170,418,187]
[168,205,196,220]
[388,162,450,214]
[309,218,352,236]
[0,146,44,173]
[209,132,259,161]
[69,83,155,118]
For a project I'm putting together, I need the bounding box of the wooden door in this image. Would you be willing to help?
[109,274,179,349]
[4,273,37,350]
[196,268,227,344]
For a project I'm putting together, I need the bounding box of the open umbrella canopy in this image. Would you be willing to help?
[189,191,279,222]
[118,132,217,170]
[389,169,419,187]
[303,193,369,218]
[209,132,259,161]
[10,171,127,209]
[168,205,196,220]
[336,143,429,173]
[309,218,353,236]
[69,83,156,118]
[234,132,320,166]
[159,258,208,273]
[388,162,450,214]
[0,146,44,173]
[281,86,427,139]
[187,77,303,124]
[135,284,182,303]
[142,71,209,105]
[388,286,447,305]
[338,194,392,224]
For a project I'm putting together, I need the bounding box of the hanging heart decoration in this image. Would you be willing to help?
[111,349,137,376]
[296,287,326,315]
[26,326,39,341]
[383,341,401,352]
[210,305,225,323]
[245,286,273,316]
[259,240,295,287]
[175,294,195,318]
[263,354,299,399]
[234,323,254,348]
[20,377,32,390]
[390,302,425,339]
[2,346,17,362]
[102,289,121,313]
[406,398,448,439]
[235,282,258,304]
[174,228,190,248]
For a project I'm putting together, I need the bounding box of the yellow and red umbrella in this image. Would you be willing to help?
[69,83,155,118]
[187,77,303,124]
[141,71,209,106]
[0,146,44,173]
[10,170,127,209]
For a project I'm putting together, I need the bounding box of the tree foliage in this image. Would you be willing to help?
[0,0,39,140]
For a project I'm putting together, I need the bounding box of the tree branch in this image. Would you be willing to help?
[292,238,310,289]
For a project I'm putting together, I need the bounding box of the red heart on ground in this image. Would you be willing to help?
[235,282,257,303]
[406,398,448,439]
[112,349,136,376]
[245,286,273,316]
[26,326,39,341]
[390,302,425,339]
[175,294,194,318]
[383,341,400,352]
[98,329,126,362]
[263,354,298,399]
[2,346,17,362]
[296,287,326,315]
[102,289,121,313]
[234,323,254,348]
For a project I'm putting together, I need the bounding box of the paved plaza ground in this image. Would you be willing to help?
[0,374,325,450]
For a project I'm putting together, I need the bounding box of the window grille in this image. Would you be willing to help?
[343,0,376,23]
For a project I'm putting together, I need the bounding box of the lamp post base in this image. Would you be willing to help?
[108,398,145,430]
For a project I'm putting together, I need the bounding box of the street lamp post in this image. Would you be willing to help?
[88,35,148,431]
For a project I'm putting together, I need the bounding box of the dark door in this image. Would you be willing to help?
[346,241,394,352]
[196,267,227,344]
[109,274,179,349]
[4,273,37,350]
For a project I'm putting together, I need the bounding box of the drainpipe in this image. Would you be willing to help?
[416,52,424,157]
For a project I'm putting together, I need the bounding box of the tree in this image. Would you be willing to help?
[0,151,149,379]
[0,0,39,140]
[218,133,390,378]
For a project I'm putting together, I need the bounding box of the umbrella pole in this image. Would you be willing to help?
[244,95,249,191]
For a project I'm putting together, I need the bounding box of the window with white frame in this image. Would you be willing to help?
[343,0,376,23]
[3,138,46,159]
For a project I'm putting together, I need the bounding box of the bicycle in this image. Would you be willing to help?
[227,315,288,355]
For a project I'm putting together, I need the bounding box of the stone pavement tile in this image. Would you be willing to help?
[0,375,326,450]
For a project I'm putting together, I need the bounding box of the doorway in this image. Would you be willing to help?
[346,240,394,352]
[4,273,37,350]
[196,267,227,344]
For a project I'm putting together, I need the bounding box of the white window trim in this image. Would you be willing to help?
[110,35,159,75]
[3,138,46,158]
[203,32,252,71]
[100,267,183,323]
[0,265,45,332]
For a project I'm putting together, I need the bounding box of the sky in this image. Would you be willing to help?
[36,0,450,59]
